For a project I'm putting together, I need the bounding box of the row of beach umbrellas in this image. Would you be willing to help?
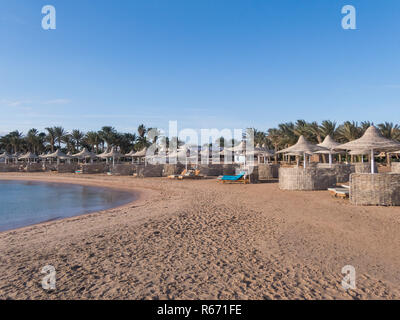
[2,126,400,173]
[276,126,400,173]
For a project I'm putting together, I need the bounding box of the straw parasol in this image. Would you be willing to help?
[277,136,327,168]
[315,135,342,166]
[106,147,124,167]
[337,126,400,173]
[220,141,246,155]
[39,152,50,159]
[97,149,111,164]
[0,152,12,164]
[125,147,147,164]
[47,149,71,165]
[245,147,275,164]
[73,148,96,163]
[18,152,38,163]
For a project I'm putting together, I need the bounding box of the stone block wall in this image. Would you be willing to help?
[279,167,337,191]
[258,164,280,180]
[350,173,400,206]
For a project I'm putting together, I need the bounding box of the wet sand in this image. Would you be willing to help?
[1,172,400,299]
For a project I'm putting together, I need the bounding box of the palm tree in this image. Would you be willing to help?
[252,129,268,146]
[54,126,66,149]
[337,121,362,162]
[71,129,85,151]
[45,127,56,152]
[306,121,323,144]
[337,121,361,142]
[0,134,11,152]
[99,126,117,150]
[26,129,40,153]
[137,124,146,139]
[267,128,282,163]
[360,121,372,134]
[61,134,74,153]
[278,122,297,147]
[378,122,400,165]
[85,131,101,153]
[319,120,337,139]
[8,130,24,154]
[293,120,309,139]
[378,122,400,140]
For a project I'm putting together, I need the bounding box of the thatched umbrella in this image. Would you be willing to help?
[246,147,275,164]
[277,136,326,169]
[10,152,20,164]
[315,135,342,166]
[220,141,246,156]
[48,149,71,165]
[349,149,381,163]
[73,148,96,164]
[126,147,148,164]
[337,126,400,174]
[0,152,12,164]
[106,147,124,167]
[125,150,136,164]
[19,152,38,163]
[97,149,110,164]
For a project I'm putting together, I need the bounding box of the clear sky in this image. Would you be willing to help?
[1,0,400,135]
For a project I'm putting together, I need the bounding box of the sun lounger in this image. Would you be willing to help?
[217,172,249,184]
[178,169,203,180]
[168,169,187,179]
[328,187,349,199]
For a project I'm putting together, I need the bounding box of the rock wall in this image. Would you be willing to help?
[82,163,108,174]
[279,167,337,191]
[57,164,78,173]
[111,164,135,176]
[163,164,186,176]
[350,173,400,206]
[258,164,280,180]
[136,164,164,177]
[0,164,20,172]
[355,163,378,174]
[24,163,43,172]
[317,163,355,183]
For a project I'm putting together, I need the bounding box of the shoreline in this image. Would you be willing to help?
[0,173,151,235]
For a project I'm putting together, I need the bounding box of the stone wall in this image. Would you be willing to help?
[258,164,280,180]
[391,162,400,173]
[223,164,237,175]
[0,164,20,172]
[57,164,78,173]
[350,173,400,206]
[24,163,44,172]
[110,164,135,176]
[43,163,58,172]
[82,163,108,174]
[355,163,378,174]
[136,164,164,177]
[317,163,355,183]
[163,164,186,176]
[197,164,223,176]
[279,167,337,191]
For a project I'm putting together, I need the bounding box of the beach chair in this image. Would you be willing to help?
[168,169,187,179]
[178,169,204,180]
[328,187,349,199]
[217,172,249,184]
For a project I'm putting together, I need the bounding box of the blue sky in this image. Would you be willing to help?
[1,0,400,135]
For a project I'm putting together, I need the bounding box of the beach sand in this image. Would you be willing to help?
[1,172,400,300]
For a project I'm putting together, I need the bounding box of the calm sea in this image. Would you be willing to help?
[0,180,135,232]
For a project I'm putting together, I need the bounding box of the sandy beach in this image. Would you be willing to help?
[1,172,400,300]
